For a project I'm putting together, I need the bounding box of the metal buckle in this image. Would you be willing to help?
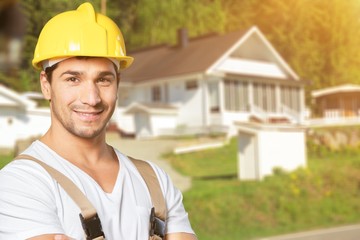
[79,213,105,240]
[149,207,166,240]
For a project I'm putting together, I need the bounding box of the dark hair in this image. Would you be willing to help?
[44,57,120,83]
[44,63,58,83]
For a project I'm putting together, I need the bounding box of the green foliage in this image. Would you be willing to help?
[4,0,360,99]
[122,0,225,49]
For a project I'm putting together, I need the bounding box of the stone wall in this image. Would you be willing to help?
[307,127,360,151]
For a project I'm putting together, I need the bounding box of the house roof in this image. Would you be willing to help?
[0,85,36,108]
[312,84,360,98]
[122,26,299,84]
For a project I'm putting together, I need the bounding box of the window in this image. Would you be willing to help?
[152,85,161,102]
[224,79,248,111]
[185,80,198,90]
[281,86,300,111]
[253,83,275,112]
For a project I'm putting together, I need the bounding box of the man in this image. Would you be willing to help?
[0,2,197,240]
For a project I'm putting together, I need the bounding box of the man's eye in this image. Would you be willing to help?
[98,78,112,84]
[66,77,78,82]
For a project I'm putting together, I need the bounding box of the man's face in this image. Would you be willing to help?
[41,57,118,139]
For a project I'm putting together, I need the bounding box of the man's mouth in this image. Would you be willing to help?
[74,110,104,121]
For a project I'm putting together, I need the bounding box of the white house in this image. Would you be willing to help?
[0,85,50,150]
[114,26,306,139]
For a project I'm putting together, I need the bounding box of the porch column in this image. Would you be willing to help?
[299,87,305,122]
[200,76,209,127]
[275,84,281,113]
[219,80,225,112]
[247,82,254,113]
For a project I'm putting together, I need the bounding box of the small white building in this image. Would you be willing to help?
[237,122,307,180]
[117,26,306,139]
[0,85,50,150]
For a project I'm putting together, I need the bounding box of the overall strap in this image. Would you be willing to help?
[14,154,167,239]
[14,154,105,240]
[128,156,167,221]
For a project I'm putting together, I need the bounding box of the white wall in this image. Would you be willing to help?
[150,115,177,137]
[177,81,204,127]
[237,123,307,180]
[0,107,22,148]
[0,107,50,149]
[257,129,306,178]
[112,107,135,134]
[167,81,183,104]
[134,112,152,138]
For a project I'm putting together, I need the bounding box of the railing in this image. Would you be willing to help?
[305,109,360,127]
[251,105,269,122]
[304,116,360,127]
[250,104,303,124]
[280,104,300,123]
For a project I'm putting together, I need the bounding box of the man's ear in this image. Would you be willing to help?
[40,71,51,100]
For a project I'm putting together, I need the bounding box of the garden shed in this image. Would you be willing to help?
[236,122,307,180]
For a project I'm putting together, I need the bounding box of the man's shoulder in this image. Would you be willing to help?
[115,151,169,181]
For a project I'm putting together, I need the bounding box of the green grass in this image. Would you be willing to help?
[163,138,237,178]
[0,153,12,169]
[164,137,360,240]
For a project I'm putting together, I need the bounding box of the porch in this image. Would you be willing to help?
[209,78,305,127]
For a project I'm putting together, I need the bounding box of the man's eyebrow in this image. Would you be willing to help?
[98,71,116,78]
[60,71,82,77]
[59,71,116,78]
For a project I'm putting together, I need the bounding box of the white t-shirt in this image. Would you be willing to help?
[0,141,194,240]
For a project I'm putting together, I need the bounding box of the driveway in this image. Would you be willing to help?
[258,224,360,240]
[106,133,192,192]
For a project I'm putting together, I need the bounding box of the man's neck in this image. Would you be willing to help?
[40,128,119,193]
[40,128,112,166]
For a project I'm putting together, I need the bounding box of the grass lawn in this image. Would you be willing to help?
[0,153,12,169]
[164,137,360,240]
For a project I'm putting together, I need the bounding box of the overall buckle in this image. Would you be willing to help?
[79,213,105,240]
[149,207,166,240]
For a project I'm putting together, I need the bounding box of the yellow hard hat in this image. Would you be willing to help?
[32,2,133,70]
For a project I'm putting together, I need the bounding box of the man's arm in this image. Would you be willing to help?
[165,232,198,240]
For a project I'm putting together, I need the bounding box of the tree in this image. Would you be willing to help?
[114,0,225,50]
[6,0,360,100]
[5,0,101,92]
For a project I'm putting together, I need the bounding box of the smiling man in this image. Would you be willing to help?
[0,2,196,240]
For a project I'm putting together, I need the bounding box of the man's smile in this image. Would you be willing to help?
[74,109,104,121]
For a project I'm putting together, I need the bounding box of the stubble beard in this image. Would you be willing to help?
[52,102,115,139]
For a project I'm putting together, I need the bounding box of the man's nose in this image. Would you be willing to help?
[79,82,101,106]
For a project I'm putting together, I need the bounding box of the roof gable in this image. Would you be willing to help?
[208,26,299,80]
[0,85,36,108]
